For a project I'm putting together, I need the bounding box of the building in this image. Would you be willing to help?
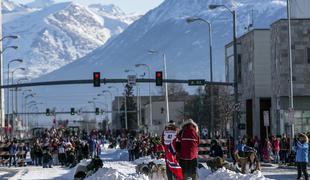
[271,19,310,136]
[225,29,272,139]
[111,95,167,130]
[144,101,185,135]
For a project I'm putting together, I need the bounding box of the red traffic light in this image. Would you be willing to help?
[93,72,101,87]
[155,71,163,86]
[156,72,162,78]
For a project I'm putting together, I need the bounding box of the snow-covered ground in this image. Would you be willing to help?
[0,148,299,180]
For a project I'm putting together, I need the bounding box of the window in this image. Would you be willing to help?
[307,48,310,63]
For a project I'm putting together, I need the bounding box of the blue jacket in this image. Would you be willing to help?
[237,143,246,152]
[9,144,17,155]
[294,141,309,163]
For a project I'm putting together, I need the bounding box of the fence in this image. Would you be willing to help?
[0,142,26,166]
[198,139,228,162]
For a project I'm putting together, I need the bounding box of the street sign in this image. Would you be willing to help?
[263,111,270,127]
[127,75,137,86]
[288,108,294,125]
[238,123,246,130]
[188,79,205,86]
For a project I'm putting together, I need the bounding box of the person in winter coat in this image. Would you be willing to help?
[162,120,178,180]
[127,136,136,161]
[234,150,261,174]
[210,140,223,158]
[176,119,199,180]
[9,141,17,167]
[293,133,309,180]
[272,136,280,163]
[58,141,66,166]
[280,134,289,164]
[263,139,273,162]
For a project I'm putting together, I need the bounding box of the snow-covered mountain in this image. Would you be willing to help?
[3,2,140,78]
[28,0,287,124]
[2,0,30,13]
[38,0,286,81]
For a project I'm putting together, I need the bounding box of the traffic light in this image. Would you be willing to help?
[95,108,100,115]
[46,108,50,116]
[93,72,101,87]
[155,71,163,86]
[70,108,75,115]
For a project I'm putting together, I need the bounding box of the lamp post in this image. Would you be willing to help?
[135,63,153,128]
[186,17,214,132]
[16,77,28,124]
[148,49,170,123]
[24,93,35,131]
[22,89,32,127]
[7,59,22,121]
[0,39,18,128]
[209,4,238,139]
[11,67,25,136]
[11,67,25,114]
[0,35,18,41]
[287,0,295,142]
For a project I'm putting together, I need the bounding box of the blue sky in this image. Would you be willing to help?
[13,0,164,14]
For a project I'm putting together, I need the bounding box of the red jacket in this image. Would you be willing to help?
[177,120,199,160]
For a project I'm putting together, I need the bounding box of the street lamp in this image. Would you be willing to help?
[11,67,26,113]
[1,46,18,54]
[6,59,23,127]
[135,63,153,127]
[24,93,35,133]
[1,36,18,128]
[148,49,170,123]
[0,35,18,42]
[209,4,238,139]
[11,67,25,136]
[186,16,215,133]
[16,77,28,121]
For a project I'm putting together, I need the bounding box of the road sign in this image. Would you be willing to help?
[188,79,205,86]
[127,75,136,86]
[288,108,294,125]
[238,123,246,130]
[263,111,270,127]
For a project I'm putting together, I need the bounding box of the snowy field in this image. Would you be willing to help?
[0,148,299,180]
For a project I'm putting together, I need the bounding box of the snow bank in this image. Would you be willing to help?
[85,167,148,180]
[133,156,165,165]
[199,168,272,180]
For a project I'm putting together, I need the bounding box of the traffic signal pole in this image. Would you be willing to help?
[1,78,233,89]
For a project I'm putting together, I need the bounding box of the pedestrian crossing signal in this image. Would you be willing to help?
[155,71,163,86]
[93,72,101,87]
[71,108,75,115]
[46,108,50,116]
[95,108,100,115]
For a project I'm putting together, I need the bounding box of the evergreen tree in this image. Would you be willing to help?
[120,84,137,130]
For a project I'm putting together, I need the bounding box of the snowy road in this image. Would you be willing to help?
[262,166,297,180]
[0,148,300,180]
[0,166,72,180]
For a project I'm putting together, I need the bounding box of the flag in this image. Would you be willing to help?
[165,139,183,180]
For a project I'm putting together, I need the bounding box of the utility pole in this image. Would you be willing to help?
[232,10,239,140]
[0,1,4,130]
[287,0,294,140]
